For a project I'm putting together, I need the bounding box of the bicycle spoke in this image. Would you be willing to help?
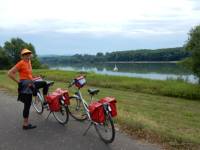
[32,94,43,114]
[94,114,115,143]
[68,97,87,121]
[53,105,69,125]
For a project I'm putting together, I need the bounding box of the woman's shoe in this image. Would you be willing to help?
[43,101,48,106]
[43,101,49,110]
[23,124,37,130]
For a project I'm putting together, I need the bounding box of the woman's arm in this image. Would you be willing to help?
[7,66,19,83]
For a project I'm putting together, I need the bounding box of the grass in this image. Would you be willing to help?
[0,69,200,149]
[32,69,200,100]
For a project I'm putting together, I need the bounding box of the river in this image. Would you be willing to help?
[50,63,198,84]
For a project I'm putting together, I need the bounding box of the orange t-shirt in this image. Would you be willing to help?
[15,60,33,80]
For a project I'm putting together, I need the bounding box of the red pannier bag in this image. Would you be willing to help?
[53,88,70,105]
[46,94,60,112]
[88,102,105,123]
[98,97,117,117]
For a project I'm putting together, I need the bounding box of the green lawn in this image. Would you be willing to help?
[32,69,200,100]
[0,70,200,149]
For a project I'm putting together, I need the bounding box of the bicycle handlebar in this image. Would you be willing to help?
[67,75,87,89]
[68,80,75,88]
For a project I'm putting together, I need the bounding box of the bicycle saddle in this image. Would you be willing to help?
[88,88,100,95]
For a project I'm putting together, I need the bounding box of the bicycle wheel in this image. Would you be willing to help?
[94,113,115,143]
[32,92,44,114]
[68,96,87,121]
[53,104,69,125]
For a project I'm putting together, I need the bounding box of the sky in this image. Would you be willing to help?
[0,0,200,55]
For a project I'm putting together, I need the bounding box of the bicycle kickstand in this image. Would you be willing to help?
[46,111,52,120]
[83,122,93,136]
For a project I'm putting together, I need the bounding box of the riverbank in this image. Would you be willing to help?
[105,61,179,64]
[0,69,200,149]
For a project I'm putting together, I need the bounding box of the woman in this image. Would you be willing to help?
[8,48,49,130]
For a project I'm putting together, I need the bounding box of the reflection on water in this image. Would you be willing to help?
[50,63,198,84]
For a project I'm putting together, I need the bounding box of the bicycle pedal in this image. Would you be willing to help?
[43,105,48,108]
[43,105,49,110]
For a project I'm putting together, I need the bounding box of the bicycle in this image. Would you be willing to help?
[32,77,69,125]
[68,75,117,143]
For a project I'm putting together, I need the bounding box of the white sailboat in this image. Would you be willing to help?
[113,64,118,71]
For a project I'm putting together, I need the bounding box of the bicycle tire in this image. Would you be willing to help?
[32,92,44,114]
[94,113,115,143]
[68,96,87,121]
[53,104,69,125]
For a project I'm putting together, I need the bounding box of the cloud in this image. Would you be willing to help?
[192,3,200,11]
[0,0,200,54]
[0,30,186,54]
[0,0,198,28]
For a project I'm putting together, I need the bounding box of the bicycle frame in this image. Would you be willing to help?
[72,88,112,123]
[36,89,45,103]
[72,89,92,121]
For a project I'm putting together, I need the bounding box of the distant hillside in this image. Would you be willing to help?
[40,47,190,65]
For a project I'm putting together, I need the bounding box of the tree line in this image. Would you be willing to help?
[40,47,190,65]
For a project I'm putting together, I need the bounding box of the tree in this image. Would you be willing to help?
[96,52,104,57]
[3,38,41,68]
[185,25,200,83]
[0,46,11,69]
